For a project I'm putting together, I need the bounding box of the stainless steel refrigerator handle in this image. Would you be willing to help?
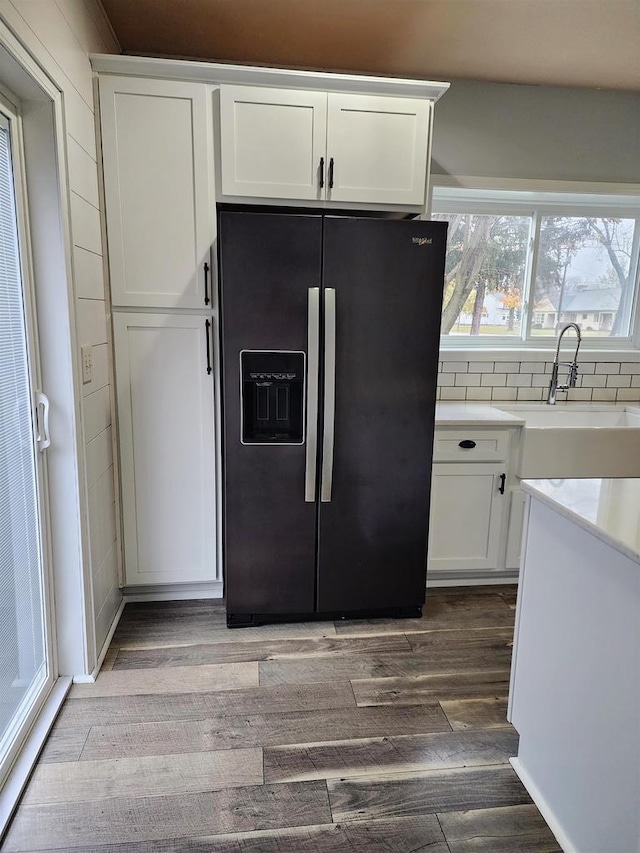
[305,287,320,501]
[321,288,336,502]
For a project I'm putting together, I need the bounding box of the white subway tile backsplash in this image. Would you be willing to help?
[489,388,518,401]
[437,356,638,404]
[455,373,481,387]
[506,374,532,387]
[480,374,507,387]
[440,387,467,401]
[532,374,550,387]
[606,375,632,388]
[516,388,545,401]
[493,362,520,373]
[580,374,607,388]
[519,361,545,373]
[565,389,593,402]
[441,361,468,373]
[615,389,640,402]
[467,361,494,373]
[591,389,617,402]
[469,387,493,401]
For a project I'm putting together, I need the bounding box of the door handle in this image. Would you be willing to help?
[499,473,506,495]
[321,288,336,502]
[305,288,320,501]
[319,157,325,189]
[328,157,334,190]
[35,391,51,451]
[205,319,212,375]
[204,261,210,306]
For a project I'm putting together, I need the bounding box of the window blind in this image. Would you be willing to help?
[0,115,46,753]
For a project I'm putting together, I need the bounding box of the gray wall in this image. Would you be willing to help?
[432,81,640,184]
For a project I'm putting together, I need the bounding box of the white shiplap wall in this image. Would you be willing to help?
[0,0,121,652]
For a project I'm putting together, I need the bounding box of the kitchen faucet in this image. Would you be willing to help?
[547,322,582,405]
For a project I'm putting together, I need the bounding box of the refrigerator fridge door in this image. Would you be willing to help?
[316,217,447,612]
[218,211,322,620]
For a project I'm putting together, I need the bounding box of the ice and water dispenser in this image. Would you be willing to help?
[240,351,305,444]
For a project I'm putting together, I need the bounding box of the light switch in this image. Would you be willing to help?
[81,345,93,384]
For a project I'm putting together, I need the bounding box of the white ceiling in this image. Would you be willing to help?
[101,0,640,91]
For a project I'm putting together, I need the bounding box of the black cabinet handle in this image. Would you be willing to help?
[205,319,212,375]
[319,157,325,189]
[328,157,334,189]
[204,261,210,306]
[458,439,476,449]
[499,473,506,495]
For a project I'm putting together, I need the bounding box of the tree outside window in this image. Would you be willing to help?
[433,202,638,342]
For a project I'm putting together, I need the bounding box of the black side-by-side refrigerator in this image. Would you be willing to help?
[218,210,447,627]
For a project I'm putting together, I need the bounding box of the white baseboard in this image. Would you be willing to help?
[123,580,223,602]
[427,572,519,587]
[0,677,71,838]
[73,598,127,684]
[509,757,577,853]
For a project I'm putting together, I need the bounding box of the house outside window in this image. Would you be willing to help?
[432,187,640,349]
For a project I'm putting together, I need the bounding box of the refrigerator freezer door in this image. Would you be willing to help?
[317,217,447,612]
[219,211,322,617]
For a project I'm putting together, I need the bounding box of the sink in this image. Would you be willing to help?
[496,405,640,478]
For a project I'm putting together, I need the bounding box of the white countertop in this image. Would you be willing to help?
[521,478,640,563]
[435,402,525,426]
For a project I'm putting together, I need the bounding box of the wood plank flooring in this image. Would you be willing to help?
[2,586,561,852]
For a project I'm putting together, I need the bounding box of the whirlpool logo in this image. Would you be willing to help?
[412,236,433,245]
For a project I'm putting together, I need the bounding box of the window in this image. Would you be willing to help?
[0,104,53,787]
[432,188,640,347]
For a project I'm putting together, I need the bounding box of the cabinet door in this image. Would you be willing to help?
[326,94,430,205]
[113,313,216,585]
[428,463,507,572]
[100,77,213,308]
[219,85,327,200]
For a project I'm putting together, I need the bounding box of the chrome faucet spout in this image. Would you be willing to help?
[547,323,582,405]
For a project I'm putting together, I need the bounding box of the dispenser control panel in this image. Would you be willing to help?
[240,351,305,445]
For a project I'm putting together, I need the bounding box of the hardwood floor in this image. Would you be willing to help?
[2,587,561,852]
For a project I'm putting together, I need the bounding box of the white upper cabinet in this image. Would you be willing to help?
[219,85,431,207]
[220,85,327,201]
[326,94,430,205]
[99,76,214,309]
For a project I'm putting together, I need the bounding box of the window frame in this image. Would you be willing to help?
[432,185,640,353]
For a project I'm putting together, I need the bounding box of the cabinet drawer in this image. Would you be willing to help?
[433,429,511,462]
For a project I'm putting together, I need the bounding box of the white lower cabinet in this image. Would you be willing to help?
[505,488,527,569]
[113,313,216,586]
[429,462,509,572]
[428,424,518,575]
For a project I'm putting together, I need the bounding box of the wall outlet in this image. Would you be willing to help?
[81,345,93,384]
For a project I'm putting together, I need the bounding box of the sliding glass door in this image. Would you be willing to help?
[0,102,54,786]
